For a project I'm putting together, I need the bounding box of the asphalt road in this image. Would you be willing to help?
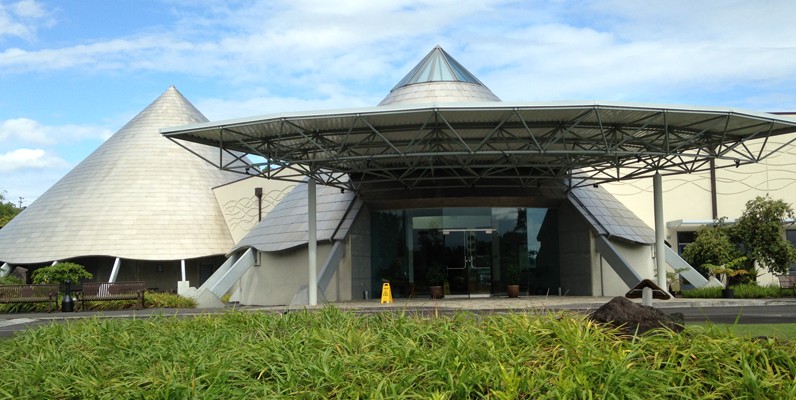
[668,305,796,324]
[0,319,51,339]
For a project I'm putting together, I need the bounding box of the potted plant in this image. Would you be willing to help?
[427,263,446,299]
[506,264,522,298]
[705,256,749,298]
[666,267,687,296]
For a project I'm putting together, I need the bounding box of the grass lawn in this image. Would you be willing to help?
[1,308,795,398]
[694,322,796,340]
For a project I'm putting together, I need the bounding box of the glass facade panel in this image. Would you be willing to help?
[370,207,560,297]
[787,230,796,275]
[443,207,491,230]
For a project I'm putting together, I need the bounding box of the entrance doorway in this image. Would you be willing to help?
[444,229,493,297]
[372,207,560,299]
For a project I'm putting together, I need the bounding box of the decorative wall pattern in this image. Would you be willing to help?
[222,186,294,232]
[602,134,796,224]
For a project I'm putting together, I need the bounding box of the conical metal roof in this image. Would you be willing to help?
[378,46,501,106]
[0,86,241,264]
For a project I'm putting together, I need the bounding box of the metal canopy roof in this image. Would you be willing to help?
[162,100,796,195]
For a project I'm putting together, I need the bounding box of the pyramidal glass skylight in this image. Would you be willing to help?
[392,46,485,90]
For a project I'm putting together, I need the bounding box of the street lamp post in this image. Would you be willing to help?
[255,187,263,222]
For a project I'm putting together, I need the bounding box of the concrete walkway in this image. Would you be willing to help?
[325,296,796,312]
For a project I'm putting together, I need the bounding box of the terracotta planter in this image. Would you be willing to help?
[507,284,520,298]
[429,285,444,299]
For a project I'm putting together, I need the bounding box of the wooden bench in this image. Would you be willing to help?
[81,281,146,309]
[0,284,60,312]
[778,275,796,294]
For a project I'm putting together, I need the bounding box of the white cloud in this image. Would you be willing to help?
[595,0,796,46]
[0,117,53,144]
[0,0,53,40]
[468,9,796,108]
[0,147,67,172]
[196,92,381,121]
[0,1,500,84]
[0,117,112,145]
[11,0,45,18]
[0,0,789,112]
[0,164,67,203]
[0,1,792,113]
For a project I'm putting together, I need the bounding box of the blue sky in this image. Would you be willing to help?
[2,0,796,204]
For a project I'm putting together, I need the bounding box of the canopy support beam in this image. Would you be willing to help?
[308,178,318,306]
[653,173,666,289]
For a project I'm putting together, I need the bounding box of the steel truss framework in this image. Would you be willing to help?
[163,102,796,194]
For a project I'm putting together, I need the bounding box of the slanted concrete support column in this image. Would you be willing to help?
[308,179,318,306]
[109,257,120,283]
[653,173,667,289]
[181,259,187,281]
[0,263,11,277]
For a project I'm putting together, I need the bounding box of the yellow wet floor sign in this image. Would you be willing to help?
[380,282,393,304]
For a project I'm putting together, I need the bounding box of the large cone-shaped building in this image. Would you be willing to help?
[0,87,242,275]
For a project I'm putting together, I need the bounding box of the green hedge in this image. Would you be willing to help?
[0,291,196,313]
[681,283,794,298]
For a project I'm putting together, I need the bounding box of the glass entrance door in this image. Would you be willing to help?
[444,229,493,296]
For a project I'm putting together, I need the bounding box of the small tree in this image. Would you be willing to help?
[0,190,22,228]
[731,196,796,275]
[31,262,93,285]
[682,223,742,277]
[704,256,749,289]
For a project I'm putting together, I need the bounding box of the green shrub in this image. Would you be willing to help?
[79,291,196,311]
[733,283,792,298]
[683,196,796,277]
[144,291,196,308]
[1,274,52,313]
[0,274,22,285]
[733,196,796,275]
[31,262,92,285]
[681,283,792,298]
[0,290,196,313]
[78,298,140,311]
[682,224,742,277]
[0,302,52,313]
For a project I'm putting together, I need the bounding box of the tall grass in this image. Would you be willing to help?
[1,308,794,398]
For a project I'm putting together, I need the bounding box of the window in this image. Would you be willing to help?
[676,231,696,255]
